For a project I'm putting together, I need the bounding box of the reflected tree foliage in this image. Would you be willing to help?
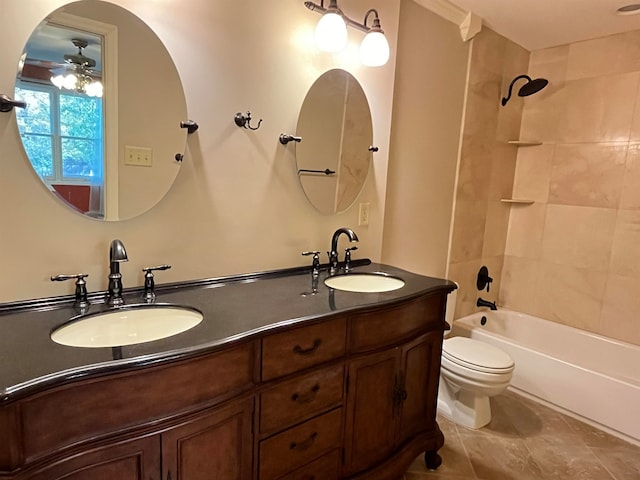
[15,85,103,182]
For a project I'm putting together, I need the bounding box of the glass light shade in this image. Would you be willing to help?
[51,73,79,90]
[50,74,64,88]
[359,30,390,67]
[314,12,348,53]
[85,81,103,98]
[64,75,78,90]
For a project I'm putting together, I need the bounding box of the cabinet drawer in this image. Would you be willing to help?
[349,295,444,352]
[260,364,344,434]
[21,342,255,462]
[276,449,341,480]
[259,408,342,480]
[262,317,346,381]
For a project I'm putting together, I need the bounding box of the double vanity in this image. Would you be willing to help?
[0,261,455,480]
[3,1,456,477]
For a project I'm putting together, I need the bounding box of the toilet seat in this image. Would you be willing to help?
[442,337,514,374]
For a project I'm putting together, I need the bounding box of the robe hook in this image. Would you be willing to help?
[234,111,262,131]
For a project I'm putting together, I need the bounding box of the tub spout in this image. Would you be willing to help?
[477,297,497,310]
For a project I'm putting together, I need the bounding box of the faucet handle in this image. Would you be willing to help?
[51,273,90,309]
[142,264,172,273]
[476,265,493,292]
[302,251,321,276]
[142,265,171,302]
[344,246,358,272]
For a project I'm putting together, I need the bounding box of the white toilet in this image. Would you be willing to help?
[437,290,515,429]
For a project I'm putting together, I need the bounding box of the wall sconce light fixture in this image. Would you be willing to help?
[304,1,390,67]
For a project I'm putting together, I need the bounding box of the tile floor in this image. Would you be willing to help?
[404,390,640,480]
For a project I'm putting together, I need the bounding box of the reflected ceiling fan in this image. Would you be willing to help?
[50,38,103,97]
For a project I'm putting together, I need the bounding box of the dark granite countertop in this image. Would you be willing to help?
[0,261,455,402]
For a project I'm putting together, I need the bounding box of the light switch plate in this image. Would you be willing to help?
[358,202,370,226]
[124,146,152,166]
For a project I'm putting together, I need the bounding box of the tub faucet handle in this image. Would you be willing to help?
[477,266,493,292]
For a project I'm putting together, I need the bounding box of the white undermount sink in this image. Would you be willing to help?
[50,305,203,348]
[324,273,405,293]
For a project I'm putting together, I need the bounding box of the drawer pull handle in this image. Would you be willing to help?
[289,432,318,451]
[292,384,320,403]
[293,338,322,355]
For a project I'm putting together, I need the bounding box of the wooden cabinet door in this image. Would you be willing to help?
[20,435,160,480]
[342,348,400,476]
[162,398,253,480]
[396,332,442,445]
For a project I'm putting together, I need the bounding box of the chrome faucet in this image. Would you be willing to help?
[328,227,359,275]
[107,239,128,306]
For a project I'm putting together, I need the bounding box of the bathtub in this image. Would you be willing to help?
[450,309,640,445]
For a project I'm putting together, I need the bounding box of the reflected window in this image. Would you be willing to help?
[15,83,104,215]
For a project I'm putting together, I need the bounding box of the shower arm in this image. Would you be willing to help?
[501,74,532,106]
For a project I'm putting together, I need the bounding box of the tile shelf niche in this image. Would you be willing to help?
[507,140,542,146]
[502,139,540,204]
[500,198,535,205]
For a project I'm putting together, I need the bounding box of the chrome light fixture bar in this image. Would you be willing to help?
[304,0,390,67]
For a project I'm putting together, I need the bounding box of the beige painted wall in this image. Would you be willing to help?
[382,0,468,278]
[446,28,529,318]
[501,31,640,346]
[0,0,401,302]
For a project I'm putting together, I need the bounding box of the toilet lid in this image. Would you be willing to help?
[443,337,514,373]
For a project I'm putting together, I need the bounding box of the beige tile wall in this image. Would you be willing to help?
[502,31,640,346]
[448,28,528,318]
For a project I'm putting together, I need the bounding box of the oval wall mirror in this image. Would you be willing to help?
[295,69,373,214]
[14,0,187,221]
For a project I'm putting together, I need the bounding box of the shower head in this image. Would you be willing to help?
[501,75,549,106]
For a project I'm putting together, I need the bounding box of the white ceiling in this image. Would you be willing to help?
[444,0,640,51]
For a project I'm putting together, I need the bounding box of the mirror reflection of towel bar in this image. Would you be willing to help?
[298,168,336,176]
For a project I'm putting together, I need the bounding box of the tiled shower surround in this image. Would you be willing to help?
[449,27,640,346]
